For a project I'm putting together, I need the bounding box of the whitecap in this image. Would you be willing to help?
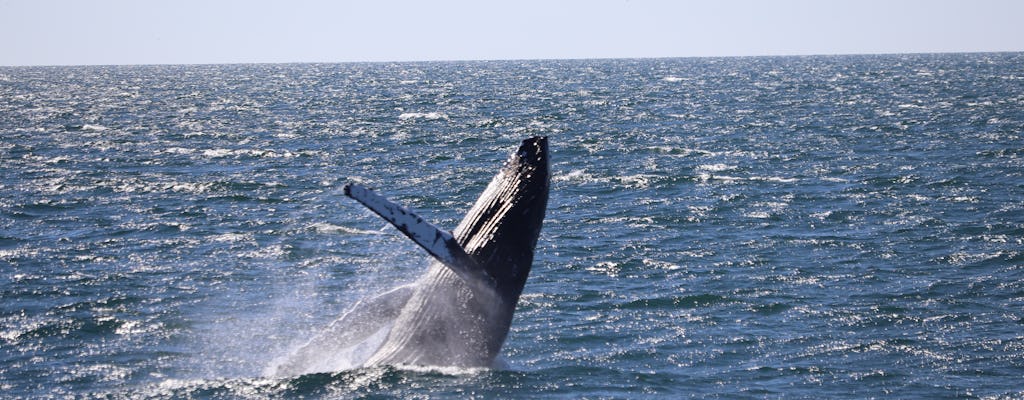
[211,233,253,243]
[309,222,383,235]
[944,250,1008,266]
[81,124,109,131]
[616,174,654,189]
[398,112,448,121]
[749,176,798,183]
[587,261,621,277]
[697,163,738,172]
[169,182,215,194]
[810,211,833,220]
[945,195,979,203]
[115,319,158,336]
[553,169,594,183]
[239,244,288,259]
[202,148,234,158]
[642,258,681,271]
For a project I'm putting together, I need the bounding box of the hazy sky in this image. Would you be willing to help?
[2,0,1022,66]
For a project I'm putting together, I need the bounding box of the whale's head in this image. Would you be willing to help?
[453,136,549,303]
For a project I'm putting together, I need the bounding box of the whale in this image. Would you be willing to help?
[271,136,549,374]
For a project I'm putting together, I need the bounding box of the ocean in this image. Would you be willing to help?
[1,53,1022,398]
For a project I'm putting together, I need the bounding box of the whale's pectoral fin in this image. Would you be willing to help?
[344,183,497,288]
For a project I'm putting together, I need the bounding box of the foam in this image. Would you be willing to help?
[398,112,448,121]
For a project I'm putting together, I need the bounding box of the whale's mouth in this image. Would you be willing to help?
[496,135,548,190]
[515,136,548,168]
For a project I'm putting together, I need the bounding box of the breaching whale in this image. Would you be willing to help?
[271,136,549,374]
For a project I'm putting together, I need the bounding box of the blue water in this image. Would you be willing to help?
[2,53,1023,398]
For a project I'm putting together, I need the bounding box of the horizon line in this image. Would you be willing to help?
[3,50,1022,68]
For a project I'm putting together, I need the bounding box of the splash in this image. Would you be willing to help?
[264,316,395,376]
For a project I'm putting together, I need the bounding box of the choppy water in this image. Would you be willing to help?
[2,53,1023,398]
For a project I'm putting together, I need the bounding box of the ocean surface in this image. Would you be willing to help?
[2,53,1023,398]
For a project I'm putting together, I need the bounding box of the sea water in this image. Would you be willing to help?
[2,54,1023,398]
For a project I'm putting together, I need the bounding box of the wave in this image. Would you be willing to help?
[398,112,448,121]
[697,163,738,172]
[308,222,383,235]
[62,123,109,132]
[696,173,798,184]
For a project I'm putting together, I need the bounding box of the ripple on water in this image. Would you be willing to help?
[2,55,1024,398]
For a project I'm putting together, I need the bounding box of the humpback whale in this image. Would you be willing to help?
[271,136,549,374]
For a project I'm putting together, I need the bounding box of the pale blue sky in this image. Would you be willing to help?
[2,0,1022,66]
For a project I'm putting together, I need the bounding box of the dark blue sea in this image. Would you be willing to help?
[2,53,1023,399]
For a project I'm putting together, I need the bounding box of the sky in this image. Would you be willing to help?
[2,0,1023,66]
